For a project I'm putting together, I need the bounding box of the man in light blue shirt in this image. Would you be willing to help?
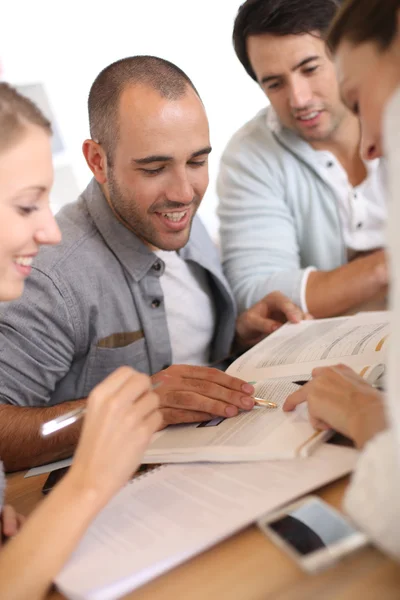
[218,0,388,318]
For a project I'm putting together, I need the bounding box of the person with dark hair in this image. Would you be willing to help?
[284,0,400,559]
[0,56,307,472]
[218,0,388,319]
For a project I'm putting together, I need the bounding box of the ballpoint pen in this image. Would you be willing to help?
[296,429,333,458]
[41,382,162,437]
[41,384,277,436]
[253,397,278,408]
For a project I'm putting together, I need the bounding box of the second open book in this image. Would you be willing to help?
[143,311,389,463]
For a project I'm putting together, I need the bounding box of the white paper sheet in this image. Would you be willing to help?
[227,312,389,381]
[24,457,73,478]
[56,444,357,600]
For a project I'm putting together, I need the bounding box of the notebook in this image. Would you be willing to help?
[56,444,357,600]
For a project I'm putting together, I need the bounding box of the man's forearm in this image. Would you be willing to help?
[0,400,86,472]
[306,251,388,318]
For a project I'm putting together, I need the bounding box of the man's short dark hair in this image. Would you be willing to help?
[88,55,200,159]
[233,0,341,82]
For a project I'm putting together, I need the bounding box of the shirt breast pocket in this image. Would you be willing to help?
[84,337,150,395]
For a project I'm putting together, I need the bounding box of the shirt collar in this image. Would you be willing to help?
[82,178,201,282]
[265,105,282,134]
[83,178,160,282]
[265,105,382,179]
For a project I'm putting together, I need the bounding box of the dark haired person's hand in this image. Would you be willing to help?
[235,291,311,350]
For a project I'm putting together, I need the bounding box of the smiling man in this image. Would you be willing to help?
[217,0,388,318]
[0,56,306,471]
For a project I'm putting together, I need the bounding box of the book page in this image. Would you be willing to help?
[56,445,357,600]
[227,312,389,382]
[144,375,315,462]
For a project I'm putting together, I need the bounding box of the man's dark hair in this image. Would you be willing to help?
[233,0,341,81]
[88,55,200,159]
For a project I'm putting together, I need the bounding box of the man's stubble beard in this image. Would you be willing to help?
[294,105,347,145]
[107,170,199,251]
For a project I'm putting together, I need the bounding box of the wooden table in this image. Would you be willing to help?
[5,471,400,600]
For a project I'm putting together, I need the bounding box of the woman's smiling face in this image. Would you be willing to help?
[0,124,61,301]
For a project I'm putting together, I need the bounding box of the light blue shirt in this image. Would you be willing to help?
[217,107,386,311]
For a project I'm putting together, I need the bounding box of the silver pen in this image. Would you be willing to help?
[41,382,162,437]
[366,363,385,391]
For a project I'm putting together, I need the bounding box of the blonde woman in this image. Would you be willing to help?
[0,82,161,599]
[284,0,400,560]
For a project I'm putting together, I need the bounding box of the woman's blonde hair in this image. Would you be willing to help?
[0,82,51,153]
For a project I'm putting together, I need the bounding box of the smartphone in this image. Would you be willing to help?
[257,495,368,573]
[41,467,70,495]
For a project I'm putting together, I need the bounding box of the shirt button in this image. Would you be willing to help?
[152,261,162,272]
[151,298,161,308]
[327,161,334,168]
[357,222,363,229]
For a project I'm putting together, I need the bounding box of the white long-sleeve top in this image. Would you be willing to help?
[344,87,400,559]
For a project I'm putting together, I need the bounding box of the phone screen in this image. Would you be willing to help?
[42,466,70,495]
[268,498,359,556]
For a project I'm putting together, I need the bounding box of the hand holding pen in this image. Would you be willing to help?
[54,367,162,507]
[141,365,276,429]
[42,368,277,437]
[284,364,387,449]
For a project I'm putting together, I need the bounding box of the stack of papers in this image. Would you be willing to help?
[56,445,357,600]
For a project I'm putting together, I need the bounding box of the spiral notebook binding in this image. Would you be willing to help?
[129,463,164,484]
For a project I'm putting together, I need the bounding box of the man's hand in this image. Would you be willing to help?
[235,291,310,350]
[0,505,25,545]
[306,249,388,318]
[283,364,387,448]
[152,365,255,427]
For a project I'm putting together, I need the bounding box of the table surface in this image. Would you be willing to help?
[5,470,400,600]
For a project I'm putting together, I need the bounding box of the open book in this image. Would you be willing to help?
[56,444,357,600]
[143,312,389,463]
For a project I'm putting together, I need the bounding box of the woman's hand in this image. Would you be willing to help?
[283,364,387,448]
[66,367,161,509]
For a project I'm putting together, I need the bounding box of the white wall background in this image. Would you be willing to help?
[0,0,267,239]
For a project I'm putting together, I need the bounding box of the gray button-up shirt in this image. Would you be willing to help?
[0,179,236,407]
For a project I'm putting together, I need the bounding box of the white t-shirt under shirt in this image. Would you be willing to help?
[301,153,387,311]
[315,152,387,252]
[154,250,216,366]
